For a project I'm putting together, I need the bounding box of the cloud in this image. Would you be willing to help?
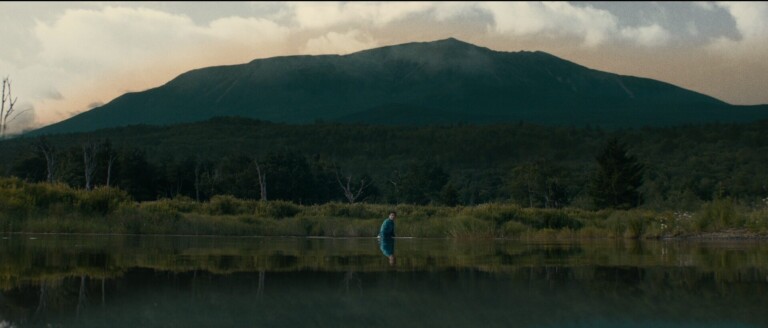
[302,31,378,55]
[620,24,671,47]
[480,2,617,46]
[478,2,671,47]
[34,7,197,72]
[206,16,289,43]
[715,2,768,41]
[2,102,35,136]
[693,2,718,11]
[43,89,63,100]
[289,2,434,29]
[25,6,293,127]
[709,2,768,58]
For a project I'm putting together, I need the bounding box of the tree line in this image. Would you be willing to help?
[3,117,767,209]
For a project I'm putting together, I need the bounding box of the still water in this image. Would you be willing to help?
[1,235,767,327]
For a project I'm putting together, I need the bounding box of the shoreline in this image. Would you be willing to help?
[4,230,768,241]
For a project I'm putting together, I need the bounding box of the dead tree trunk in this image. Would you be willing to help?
[255,160,267,201]
[257,270,265,297]
[106,152,116,188]
[35,138,57,183]
[82,142,99,190]
[76,275,87,318]
[335,168,372,204]
[101,277,106,308]
[1,77,18,139]
[34,281,47,318]
[194,158,202,202]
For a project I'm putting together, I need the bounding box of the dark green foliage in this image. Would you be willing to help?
[75,187,133,215]
[590,138,644,209]
[0,177,133,220]
[262,152,314,204]
[262,200,301,219]
[9,152,46,182]
[3,118,768,209]
[506,160,574,208]
[398,161,450,205]
[206,195,242,215]
[113,149,158,201]
[439,183,460,206]
[2,178,768,238]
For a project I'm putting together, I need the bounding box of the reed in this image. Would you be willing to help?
[1,177,766,239]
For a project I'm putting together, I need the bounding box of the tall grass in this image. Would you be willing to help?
[1,177,767,239]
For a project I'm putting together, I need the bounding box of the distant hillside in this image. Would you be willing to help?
[29,38,768,135]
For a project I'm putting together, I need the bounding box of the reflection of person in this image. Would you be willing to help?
[377,211,396,265]
[379,236,395,265]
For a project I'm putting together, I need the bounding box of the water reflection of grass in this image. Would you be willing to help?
[2,177,768,239]
[2,236,768,292]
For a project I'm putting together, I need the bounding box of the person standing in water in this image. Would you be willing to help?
[378,211,396,265]
[378,211,396,239]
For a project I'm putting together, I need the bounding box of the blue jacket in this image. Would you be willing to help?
[378,218,395,239]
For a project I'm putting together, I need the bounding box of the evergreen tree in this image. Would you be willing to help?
[590,138,644,209]
[400,161,449,205]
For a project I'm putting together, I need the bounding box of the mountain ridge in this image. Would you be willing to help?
[29,38,768,135]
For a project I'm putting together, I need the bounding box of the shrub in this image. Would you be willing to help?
[694,198,743,232]
[75,187,134,215]
[206,195,243,215]
[263,200,301,219]
[501,221,529,238]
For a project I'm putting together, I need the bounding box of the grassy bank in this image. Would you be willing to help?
[2,178,767,239]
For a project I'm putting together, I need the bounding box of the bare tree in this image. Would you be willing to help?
[194,156,202,202]
[0,77,18,138]
[106,150,116,188]
[388,169,402,201]
[35,137,57,183]
[101,277,106,308]
[82,141,99,190]
[335,167,373,204]
[34,281,47,318]
[1,76,29,138]
[100,139,117,188]
[255,159,267,201]
[76,275,87,318]
[257,269,265,297]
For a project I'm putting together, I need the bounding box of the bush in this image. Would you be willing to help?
[259,200,300,219]
[694,198,743,232]
[309,202,383,219]
[145,196,200,213]
[76,187,133,215]
[206,195,244,215]
[501,221,529,238]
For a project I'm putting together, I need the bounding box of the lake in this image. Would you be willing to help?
[1,235,767,327]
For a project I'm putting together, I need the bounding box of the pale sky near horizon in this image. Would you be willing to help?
[1,1,767,133]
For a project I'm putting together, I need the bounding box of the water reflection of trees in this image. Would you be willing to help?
[2,237,768,325]
[2,237,768,290]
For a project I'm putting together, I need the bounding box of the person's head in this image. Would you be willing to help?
[389,211,397,220]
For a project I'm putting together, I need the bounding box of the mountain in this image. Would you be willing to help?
[30,38,768,135]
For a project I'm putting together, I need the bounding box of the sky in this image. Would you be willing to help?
[1,1,767,134]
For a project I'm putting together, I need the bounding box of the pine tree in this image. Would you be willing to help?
[590,138,644,209]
